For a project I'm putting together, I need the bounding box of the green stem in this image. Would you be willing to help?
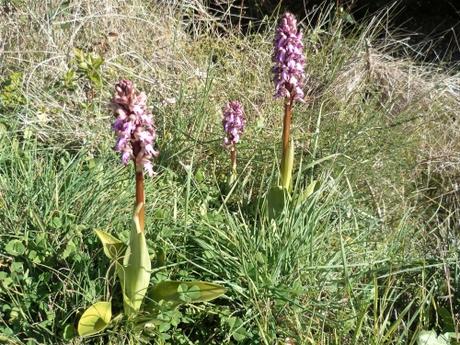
[280,97,293,189]
[230,145,237,175]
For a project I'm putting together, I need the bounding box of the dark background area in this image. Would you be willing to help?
[210,0,460,62]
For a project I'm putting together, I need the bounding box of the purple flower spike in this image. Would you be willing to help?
[222,101,246,148]
[111,80,158,176]
[273,12,305,102]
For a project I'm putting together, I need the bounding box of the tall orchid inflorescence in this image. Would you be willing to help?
[111,79,158,176]
[273,12,305,102]
[272,12,306,191]
[222,100,245,178]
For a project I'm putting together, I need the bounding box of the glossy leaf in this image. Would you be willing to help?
[122,203,151,315]
[149,281,226,307]
[280,138,294,191]
[93,230,127,305]
[94,229,126,261]
[77,301,112,337]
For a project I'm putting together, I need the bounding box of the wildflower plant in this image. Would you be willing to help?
[77,80,226,337]
[112,79,158,176]
[222,100,245,183]
[272,12,305,191]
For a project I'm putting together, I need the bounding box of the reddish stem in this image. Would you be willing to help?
[135,169,145,232]
[281,97,293,170]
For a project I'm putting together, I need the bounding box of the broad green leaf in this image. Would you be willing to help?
[94,229,126,261]
[4,239,26,256]
[122,203,151,315]
[267,186,290,219]
[62,324,75,340]
[149,281,226,307]
[177,283,201,302]
[280,138,294,191]
[77,301,112,337]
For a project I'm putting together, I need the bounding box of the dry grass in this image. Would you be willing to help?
[2,1,198,147]
[327,43,460,118]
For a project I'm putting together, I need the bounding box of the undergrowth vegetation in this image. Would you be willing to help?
[0,1,459,344]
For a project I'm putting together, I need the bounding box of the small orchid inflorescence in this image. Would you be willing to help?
[111,80,158,176]
[273,12,305,102]
[222,100,245,178]
[222,100,245,148]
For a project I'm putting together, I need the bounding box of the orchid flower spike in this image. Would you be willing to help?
[273,12,306,102]
[111,80,158,176]
[222,100,246,148]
